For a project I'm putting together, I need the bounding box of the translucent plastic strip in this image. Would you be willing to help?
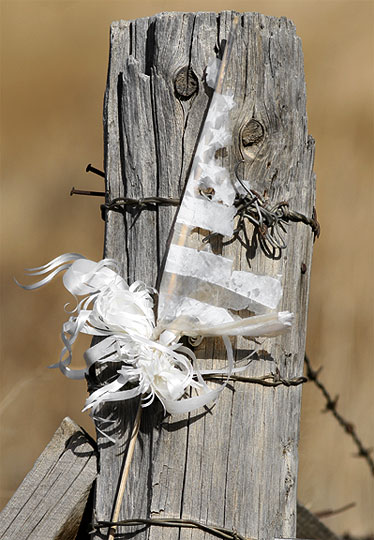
[159,273,282,317]
[158,17,239,321]
[164,245,233,286]
[163,245,282,312]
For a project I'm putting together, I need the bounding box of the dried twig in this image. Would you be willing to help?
[315,501,356,519]
[107,403,142,540]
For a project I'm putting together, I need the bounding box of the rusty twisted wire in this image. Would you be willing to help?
[204,367,307,387]
[103,196,180,210]
[229,160,320,255]
[101,191,319,260]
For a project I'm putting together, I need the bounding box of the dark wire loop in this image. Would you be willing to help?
[231,160,320,255]
[92,517,254,540]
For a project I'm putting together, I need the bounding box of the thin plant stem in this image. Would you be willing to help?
[107,402,142,540]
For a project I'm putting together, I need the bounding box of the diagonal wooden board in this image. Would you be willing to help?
[0,414,339,539]
[0,417,97,540]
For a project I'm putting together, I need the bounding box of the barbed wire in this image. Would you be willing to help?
[304,355,374,475]
[103,196,180,210]
[96,191,319,260]
[205,368,307,387]
[78,161,321,256]
[74,162,320,260]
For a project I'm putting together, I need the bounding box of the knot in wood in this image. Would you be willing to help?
[241,119,264,146]
[174,66,198,99]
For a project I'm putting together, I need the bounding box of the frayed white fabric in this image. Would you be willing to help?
[18,253,293,416]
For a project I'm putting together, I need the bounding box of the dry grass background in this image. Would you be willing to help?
[1,0,373,536]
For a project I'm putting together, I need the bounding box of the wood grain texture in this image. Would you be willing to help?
[94,11,316,539]
[0,417,97,540]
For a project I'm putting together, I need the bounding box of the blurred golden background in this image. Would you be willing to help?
[1,0,373,536]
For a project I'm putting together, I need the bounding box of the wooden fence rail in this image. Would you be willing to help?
[0,418,96,540]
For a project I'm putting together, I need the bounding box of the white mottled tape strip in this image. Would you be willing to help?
[164,244,233,286]
[159,274,281,314]
[228,270,282,311]
[163,245,283,312]
[170,296,235,326]
[176,195,236,236]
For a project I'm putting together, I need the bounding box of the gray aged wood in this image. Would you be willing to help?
[94,10,316,539]
[0,417,97,540]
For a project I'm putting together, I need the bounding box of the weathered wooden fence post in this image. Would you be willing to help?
[92,10,316,539]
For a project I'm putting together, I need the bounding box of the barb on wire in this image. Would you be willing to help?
[304,355,374,475]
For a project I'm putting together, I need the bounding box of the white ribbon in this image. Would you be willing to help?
[18,253,293,417]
